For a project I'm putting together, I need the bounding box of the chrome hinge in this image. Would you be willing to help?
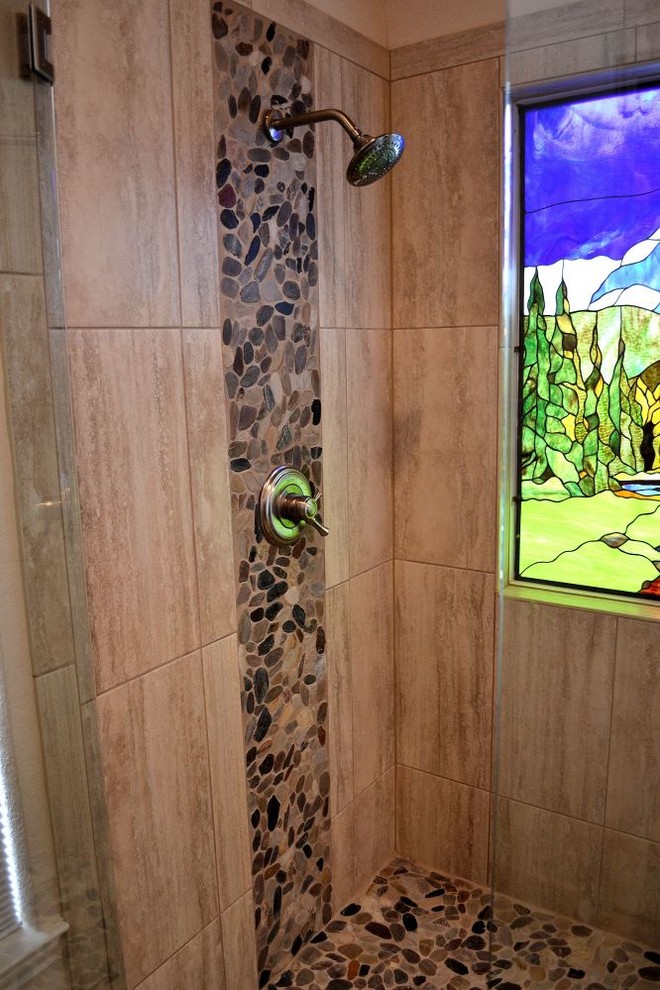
[17,4,54,84]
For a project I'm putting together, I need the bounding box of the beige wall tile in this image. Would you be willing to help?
[397,766,489,885]
[35,666,109,988]
[346,329,393,576]
[355,769,395,893]
[170,0,219,328]
[326,582,354,815]
[341,61,391,331]
[509,0,623,50]
[202,635,252,912]
[331,801,356,914]
[68,329,199,692]
[607,617,660,842]
[636,19,660,60]
[626,0,660,25]
[136,920,226,990]
[392,60,499,329]
[53,0,180,326]
[315,47,346,331]
[0,274,75,675]
[182,330,236,643]
[319,328,349,586]
[494,798,602,925]
[0,1,36,138]
[221,891,259,990]
[0,137,42,273]
[508,29,635,85]
[498,600,616,824]
[351,563,394,795]
[391,23,505,80]
[395,562,494,789]
[394,326,498,572]
[97,653,217,988]
[599,829,660,946]
[249,0,389,77]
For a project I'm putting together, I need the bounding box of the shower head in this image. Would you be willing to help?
[346,132,406,187]
[263,107,405,187]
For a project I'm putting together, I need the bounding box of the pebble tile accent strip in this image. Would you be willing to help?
[267,859,660,989]
[211,2,329,984]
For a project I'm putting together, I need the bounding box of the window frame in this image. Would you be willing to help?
[500,63,660,619]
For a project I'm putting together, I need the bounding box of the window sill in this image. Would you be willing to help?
[503,579,660,622]
[0,916,68,987]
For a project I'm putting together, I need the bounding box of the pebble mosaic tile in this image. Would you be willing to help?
[267,859,660,990]
[211,2,330,984]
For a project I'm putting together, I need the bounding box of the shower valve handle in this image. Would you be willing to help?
[280,491,329,538]
[259,466,330,546]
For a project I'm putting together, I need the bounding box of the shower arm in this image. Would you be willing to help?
[263,107,365,145]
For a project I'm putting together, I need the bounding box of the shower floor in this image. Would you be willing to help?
[267,859,659,990]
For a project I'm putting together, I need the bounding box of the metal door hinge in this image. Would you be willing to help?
[17,4,54,84]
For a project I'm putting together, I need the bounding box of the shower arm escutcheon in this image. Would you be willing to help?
[259,466,329,547]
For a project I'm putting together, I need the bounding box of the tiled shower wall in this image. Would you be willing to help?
[51,0,393,986]
[391,0,660,947]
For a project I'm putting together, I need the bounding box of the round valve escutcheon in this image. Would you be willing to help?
[258,466,329,547]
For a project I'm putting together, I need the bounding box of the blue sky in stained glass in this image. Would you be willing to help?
[524,86,660,267]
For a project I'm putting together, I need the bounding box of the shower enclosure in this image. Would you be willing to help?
[0,0,658,988]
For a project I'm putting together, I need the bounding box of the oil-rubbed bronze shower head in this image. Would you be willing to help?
[263,107,405,186]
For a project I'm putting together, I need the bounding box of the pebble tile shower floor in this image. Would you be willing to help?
[267,860,660,990]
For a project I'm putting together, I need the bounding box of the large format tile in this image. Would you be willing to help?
[346,329,393,576]
[395,562,494,789]
[202,636,252,911]
[97,653,217,988]
[350,563,394,796]
[498,599,616,823]
[182,330,236,643]
[136,920,225,990]
[354,769,395,893]
[315,47,346,331]
[606,617,660,842]
[392,60,500,329]
[53,0,179,326]
[326,582,353,815]
[342,61,391,330]
[221,891,259,990]
[394,326,498,573]
[598,829,660,946]
[391,23,505,80]
[626,0,660,25]
[508,0,623,50]
[494,798,602,926]
[170,0,219,328]
[319,328,349,587]
[508,29,635,85]
[68,329,199,692]
[0,136,42,273]
[397,766,489,885]
[636,19,660,61]
[0,275,75,675]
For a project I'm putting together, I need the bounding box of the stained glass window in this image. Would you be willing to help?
[516,84,660,600]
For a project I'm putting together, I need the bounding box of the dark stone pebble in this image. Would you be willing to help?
[646,953,660,966]
[445,959,469,976]
[402,913,417,932]
[497,984,521,990]
[640,968,660,982]
[231,457,250,472]
[327,982,352,990]
[365,921,392,940]
[464,935,486,950]
[568,969,586,979]
[254,707,271,741]
[340,902,361,916]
